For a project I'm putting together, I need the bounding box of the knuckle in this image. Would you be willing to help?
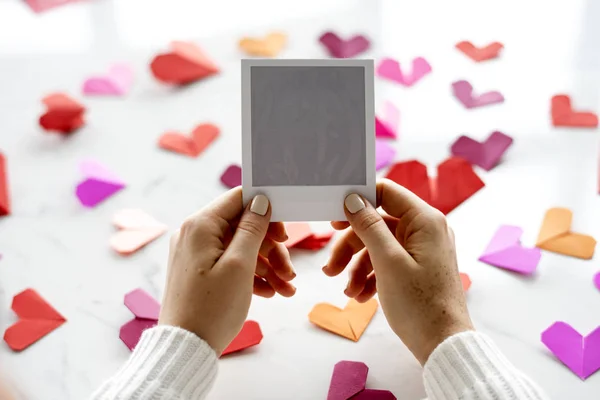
[225,255,248,270]
[237,218,265,239]
[180,217,200,236]
[355,211,383,234]
[428,210,448,230]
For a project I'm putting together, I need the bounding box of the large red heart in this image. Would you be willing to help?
[158,124,220,157]
[4,289,66,351]
[39,93,85,134]
[150,41,219,85]
[551,95,598,128]
[221,320,263,356]
[385,157,485,214]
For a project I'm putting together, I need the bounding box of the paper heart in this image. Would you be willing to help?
[221,320,263,356]
[293,231,334,250]
[455,41,503,62]
[158,123,220,157]
[82,64,134,96]
[536,208,596,259]
[120,289,160,351]
[39,93,86,134]
[150,41,219,85]
[594,272,600,291]
[551,95,598,128]
[309,298,378,341]
[542,321,600,380]
[460,272,472,291]
[376,57,431,87]
[110,209,167,255]
[376,140,396,171]
[385,158,485,215]
[0,153,10,216]
[4,289,66,351]
[75,159,125,207]
[221,164,242,188]
[284,223,334,250]
[24,0,80,13]
[327,361,396,400]
[375,101,400,139]
[479,225,542,275]
[239,32,287,57]
[319,32,370,58]
[452,80,504,109]
[450,131,513,171]
[353,390,397,399]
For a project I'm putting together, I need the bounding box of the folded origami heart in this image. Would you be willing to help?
[82,64,134,96]
[536,208,596,259]
[327,361,396,400]
[551,95,598,128]
[541,321,600,380]
[75,159,126,207]
[309,298,378,341]
[221,320,263,356]
[594,272,600,291]
[0,153,10,216]
[239,32,287,57]
[150,41,219,85]
[284,222,334,250]
[159,123,219,157]
[120,289,160,351]
[221,164,242,188]
[460,272,472,291]
[319,32,370,58]
[110,209,167,255]
[376,57,431,87]
[385,158,485,215]
[24,0,80,13]
[375,101,400,139]
[452,80,504,109]
[455,41,503,62]
[376,140,396,171]
[4,289,66,351]
[479,225,542,275]
[450,131,513,171]
[39,93,86,134]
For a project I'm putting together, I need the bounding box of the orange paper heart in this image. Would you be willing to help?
[158,123,219,157]
[239,32,287,57]
[460,273,472,291]
[308,298,378,341]
[110,209,167,255]
[536,208,596,259]
[455,41,503,62]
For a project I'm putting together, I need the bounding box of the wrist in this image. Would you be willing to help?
[414,320,475,365]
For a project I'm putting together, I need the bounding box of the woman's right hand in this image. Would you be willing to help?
[323,179,474,365]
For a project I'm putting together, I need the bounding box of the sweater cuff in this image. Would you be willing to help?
[92,325,217,399]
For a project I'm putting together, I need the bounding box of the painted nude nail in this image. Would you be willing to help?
[250,194,269,216]
[345,194,365,214]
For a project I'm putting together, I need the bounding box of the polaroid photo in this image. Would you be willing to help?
[241,59,376,222]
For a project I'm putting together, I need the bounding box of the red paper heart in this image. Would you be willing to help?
[551,95,598,128]
[455,41,503,62]
[4,289,66,351]
[158,124,220,157]
[39,93,85,134]
[150,41,219,85]
[385,157,484,215]
[0,153,10,216]
[221,320,263,356]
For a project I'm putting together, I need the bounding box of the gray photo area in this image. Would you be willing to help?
[250,66,367,187]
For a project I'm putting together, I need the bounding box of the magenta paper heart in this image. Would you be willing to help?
[451,131,513,171]
[376,140,396,171]
[327,361,396,400]
[542,321,600,380]
[75,160,125,208]
[376,57,431,87]
[452,80,504,109]
[375,101,400,139]
[353,390,397,399]
[594,272,600,291]
[319,32,370,58]
[478,225,541,275]
[120,289,160,351]
[221,164,241,188]
[82,64,134,96]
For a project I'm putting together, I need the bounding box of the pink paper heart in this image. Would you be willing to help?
[82,64,133,96]
[452,80,504,109]
[375,140,396,171]
[375,101,400,139]
[478,225,541,275]
[120,289,160,351]
[75,159,125,208]
[594,272,600,291]
[376,57,431,87]
[319,32,370,58]
[450,131,513,171]
[110,209,167,255]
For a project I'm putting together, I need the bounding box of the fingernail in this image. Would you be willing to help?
[345,194,365,214]
[250,194,269,216]
[290,271,297,278]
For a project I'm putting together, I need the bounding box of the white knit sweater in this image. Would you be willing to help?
[91,326,548,399]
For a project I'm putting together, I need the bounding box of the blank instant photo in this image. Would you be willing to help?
[242,59,375,222]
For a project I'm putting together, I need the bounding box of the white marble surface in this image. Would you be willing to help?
[0,0,599,399]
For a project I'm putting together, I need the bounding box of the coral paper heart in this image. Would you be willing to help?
[24,0,81,13]
[375,101,400,139]
[0,153,10,216]
[541,321,600,380]
[551,95,598,128]
[284,223,334,250]
[319,32,370,58]
[110,209,167,255]
[150,41,219,85]
[120,289,160,351]
[479,225,542,275]
[452,80,504,109]
[82,64,134,96]
[221,164,242,188]
[450,131,513,171]
[75,159,125,207]
[455,41,503,62]
[293,231,334,250]
[327,361,396,400]
[536,208,596,259]
[4,289,66,351]
[376,57,431,87]
[460,273,472,292]
[39,93,85,134]
[159,123,219,157]
[385,158,485,215]
[221,320,263,356]
[309,298,378,342]
[239,32,287,57]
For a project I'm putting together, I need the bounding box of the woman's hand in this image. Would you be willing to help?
[323,179,473,364]
[159,188,296,354]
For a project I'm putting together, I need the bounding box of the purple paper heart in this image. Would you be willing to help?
[451,131,513,171]
[542,321,600,380]
[319,32,370,58]
[375,101,400,139]
[221,164,242,188]
[478,225,541,275]
[376,57,431,87]
[75,160,125,207]
[376,140,396,171]
[452,80,504,109]
[594,272,600,291]
[327,361,368,400]
[353,389,397,399]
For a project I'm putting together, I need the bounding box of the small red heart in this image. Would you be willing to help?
[39,93,85,134]
[0,153,10,216]
[158,124,220,157]
[4,289,66,351]
[150,41,219,85]
[221,320,263,356]
[456,41,503,62]
[551,95,598,128]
